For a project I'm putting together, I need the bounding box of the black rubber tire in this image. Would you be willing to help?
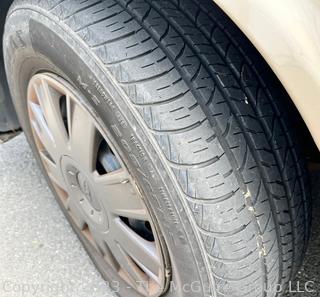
[4,0,311,296]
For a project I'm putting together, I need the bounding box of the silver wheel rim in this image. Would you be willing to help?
[27,73,168,297]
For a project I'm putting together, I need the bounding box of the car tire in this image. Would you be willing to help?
[4,0,311,296]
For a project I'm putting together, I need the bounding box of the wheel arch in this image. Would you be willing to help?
[213,0,320,152]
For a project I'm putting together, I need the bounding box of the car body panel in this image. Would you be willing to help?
[214,0,320,150]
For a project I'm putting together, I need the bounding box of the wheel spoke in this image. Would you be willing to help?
[40,151,67,190]
[103,231,149,293]
[85,228,120,271]
[94,170,149,221]
[69,101,99,173]
[29,101,59,161]
[116,243,149,294]
[35,80,68,153]
[110,218,161,281]
[66,94,73,137]
[66,195,86,230]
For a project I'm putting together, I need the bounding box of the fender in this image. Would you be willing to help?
[214,0,320,150]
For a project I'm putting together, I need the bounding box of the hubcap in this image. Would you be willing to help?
[27,73,169,296]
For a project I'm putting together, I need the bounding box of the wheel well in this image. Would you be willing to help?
[210,0,320,163]
[0,1,14,41]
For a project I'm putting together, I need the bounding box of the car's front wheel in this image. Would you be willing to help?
[4,0,311,296]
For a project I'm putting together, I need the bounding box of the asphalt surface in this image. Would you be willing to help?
[0,134,319,297]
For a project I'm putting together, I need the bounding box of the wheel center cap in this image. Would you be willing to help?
[60,156,107,228]
[76,172,101,211]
